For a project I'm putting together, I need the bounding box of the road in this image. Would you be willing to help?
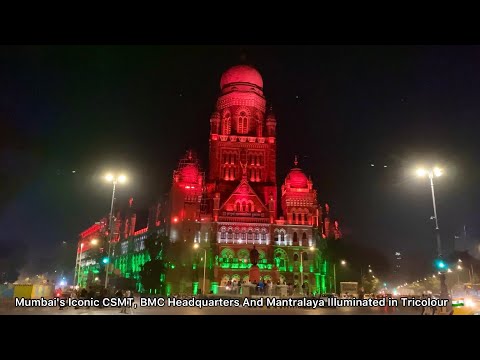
[0,297,420,315]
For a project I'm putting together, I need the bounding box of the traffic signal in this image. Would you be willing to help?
[433,258,446,270]
[102,257,110,264]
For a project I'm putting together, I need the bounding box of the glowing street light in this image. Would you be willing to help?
[194,243,207,295]
[457,265,462,270]
[341,260,347,266]
[104,173,128,289]
[415,165,449,305]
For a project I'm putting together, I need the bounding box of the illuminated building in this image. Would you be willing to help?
[166,64,342,295]
[76,64,342,294]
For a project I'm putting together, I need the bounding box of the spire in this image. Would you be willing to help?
[187,150,193,161]
[294,155,298,167]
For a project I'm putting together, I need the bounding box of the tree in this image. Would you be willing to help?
[139,233,170,294]
[362,275,380,293]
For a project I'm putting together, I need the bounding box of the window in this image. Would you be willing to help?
[237,111,248,134]
[220,227,226,239]
[222,112,231,135]
[302,252,308,261]
[293,232,298,243]
[261,229,266,241]
[254,231,259,240]
[121,241,128,255]
[247,231,253,241]
[293,253,299,261]
[280,232,285,242]
[302,232,307,241]
[292,212,296,224]
[227,229,233,240]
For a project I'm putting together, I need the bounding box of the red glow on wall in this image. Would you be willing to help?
[134,227,148,236]
[80,224,101,239]
[173,216,179,223]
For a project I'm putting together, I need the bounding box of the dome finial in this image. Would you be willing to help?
[294,155,298,167]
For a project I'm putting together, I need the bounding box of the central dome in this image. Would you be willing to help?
[286,168,309,188]
[220,65,263,90]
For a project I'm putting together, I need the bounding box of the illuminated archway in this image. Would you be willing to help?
[274,248,288,271]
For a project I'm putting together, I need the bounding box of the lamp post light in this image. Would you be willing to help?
[333,259,347,295]
[104,173,127,289]
[194,243,207,295]
[416,166,450,303]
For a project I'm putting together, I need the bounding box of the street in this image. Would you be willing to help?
[0,298,420,315]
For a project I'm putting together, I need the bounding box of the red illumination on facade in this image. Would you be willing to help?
[80,224,101,239]
[165,63,345,295]
[133,227,148,236]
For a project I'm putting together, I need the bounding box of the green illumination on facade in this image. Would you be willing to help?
[309,265,314,272]
[211,282,218,295]
[288,265,293,272]
[166,283,171,297]
[192,264,197,270]
[192,282,199,295]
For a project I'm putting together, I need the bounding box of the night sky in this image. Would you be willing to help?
[2,45,480,277]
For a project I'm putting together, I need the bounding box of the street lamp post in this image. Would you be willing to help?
[104,173,127,289]
[416,167,449,302]
[333,260,346,295]
[194,243,207,295]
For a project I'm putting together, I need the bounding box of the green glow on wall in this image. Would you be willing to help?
[192,282,199,295]
[192,264,197,270]
[211,282,218,295]
[166,283,171,297]
[288,265,293,272]
[170,264,175,269]
[309,265,314,272]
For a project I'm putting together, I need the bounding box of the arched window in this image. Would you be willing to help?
[247,230,253,241]
[302,252,308,261]
[293,253,299,261]
[254,231,259,240]
[234,229,240,240]
[292,212,296,224]
[220,227,226,239]
[237,111,248,134]
[237,249,249,262]
[236,202,240,212]
[242,202,246,212]
[293,232,298,243]
[302,232,307,241]
[227,229,233,240]
[222,112,231,135]
[261,229,266,241]
[280,231,285,242]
